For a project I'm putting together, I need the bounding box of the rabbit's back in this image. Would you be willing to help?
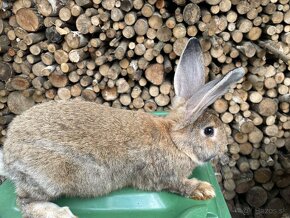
[5,100,162,154]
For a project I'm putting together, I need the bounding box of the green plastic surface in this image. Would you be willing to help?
[0,112,231,218]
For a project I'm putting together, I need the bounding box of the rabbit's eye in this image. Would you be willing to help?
[204,127,214,137]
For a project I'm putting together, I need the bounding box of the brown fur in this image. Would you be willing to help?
[2,99,225,217]
[1,38,243,218]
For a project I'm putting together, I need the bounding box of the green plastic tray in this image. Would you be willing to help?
[0,111,230,218]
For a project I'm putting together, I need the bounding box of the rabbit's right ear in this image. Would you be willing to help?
[174,68,245,130]
[174,38,205,100]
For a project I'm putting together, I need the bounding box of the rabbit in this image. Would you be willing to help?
[0,37,244,218]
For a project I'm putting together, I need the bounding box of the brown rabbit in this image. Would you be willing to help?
[0,38,244,218]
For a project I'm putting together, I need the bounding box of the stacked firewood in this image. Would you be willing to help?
[0,0,289,216]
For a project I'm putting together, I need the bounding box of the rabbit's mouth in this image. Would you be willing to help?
[203,154,216,162]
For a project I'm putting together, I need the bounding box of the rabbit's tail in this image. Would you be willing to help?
[0,148,7,177]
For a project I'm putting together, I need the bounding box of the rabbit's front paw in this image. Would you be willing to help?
[191,181,215,200]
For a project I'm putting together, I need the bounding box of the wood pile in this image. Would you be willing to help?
[0,0,289,216]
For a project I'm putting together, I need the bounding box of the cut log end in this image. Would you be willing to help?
[16,8,43,32]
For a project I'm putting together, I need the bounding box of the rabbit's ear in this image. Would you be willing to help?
[176,68,245,129]
[174,38,205,100]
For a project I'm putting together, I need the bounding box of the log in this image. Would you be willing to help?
[229,142,240,154]
[69,48,89,63]
[23,33,45,46]
[65,32,88,49]
[10,76,30,91]
[16,8,43,32]
[131,85,142,98]
[141,3,154,18]
[122,26,135,39]
[148,13,163,30]
[49,71,68,88]
[32,62,56,77]
[107,63,121,80]
[145,63,164,85]
[246,186,268,208]
[156,26,172,42]
[155,94,170,106]
[239,142,253,155]
[183,3,200,25]
[237,156,250,172]
[115,41,128,60]
[249,91,263,103]
[7,91,35,114]
[75,0,92,7]
[60,63,77,73]
[76,14,91,34]
[258,40,290,65]
[29,43,42,55]
[213,98,228,113]
[144,99,157,112]
[116,78,130,93]
[173,38,188,56]
[280,186,290,205]
[32,76,45,90]
[159,81,172,95]
[101,86,118,101]
[80,76,92,87]
[223,179,236,191]
[254,168,272,184]
[234,132,248,144]
[134,18,149,36]
[37,0,58,17]
[121,0,134,12]
[219,0,231,12]
[0,62,12,82]
[70,84,82,97]
[235,179,254,194]
[57,87,71,100]
[0,35,10,53]
[237,41,256,58]
[41,52,55,66]
[132,97,144,108]
[81,89,96,101]
[256,98,278,117]
[221,112,233,124]
[119,94,131,106]
[54,49,69,64]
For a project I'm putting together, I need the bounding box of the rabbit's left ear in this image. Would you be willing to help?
[174,38,205,100]
[176,68,245,129]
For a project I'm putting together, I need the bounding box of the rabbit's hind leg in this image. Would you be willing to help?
[19,199,77,218]
[14,173,77,218]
